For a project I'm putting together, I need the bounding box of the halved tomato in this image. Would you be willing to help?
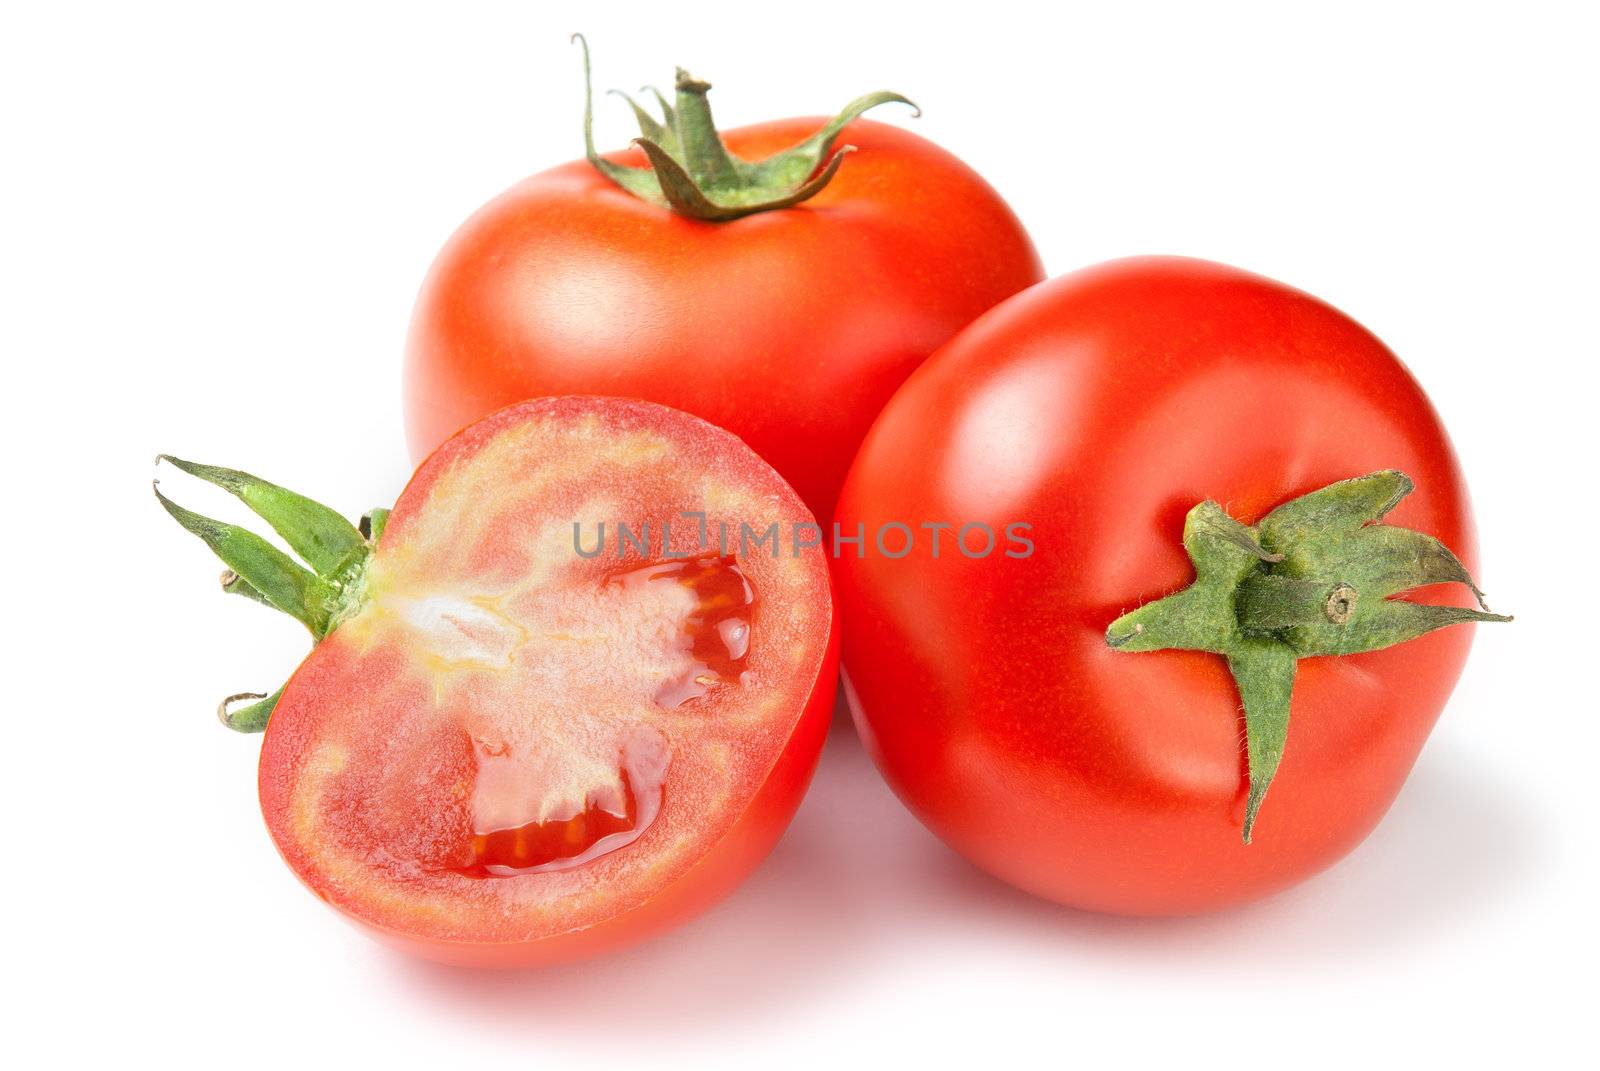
[161,398,836,966]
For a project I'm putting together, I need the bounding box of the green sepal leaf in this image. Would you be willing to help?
[218,687,281,733]
[574,35,673,208]
[639,86,677,134]
[1228,639,1296,843]
[1105,470,1511,843]
[1290,598,1512,659]
[1105,501,1272,653]
[607,88,675,152]
[220,569,272,607]
[155,458,386,732]
[154,482,331,636]
[1256,470,1413,547]
[158,455,364,576]
[634,138,856,221]
[1256,472,1510,656]
[741,89,919,189]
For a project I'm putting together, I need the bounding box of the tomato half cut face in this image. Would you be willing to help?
[257,398,837,966]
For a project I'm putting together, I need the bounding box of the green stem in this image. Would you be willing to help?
[670,68,740,189]
[1106,471,1511,843]
[571,34,917,221]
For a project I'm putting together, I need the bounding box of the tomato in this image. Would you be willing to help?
[159,397,837,965]
[833,256,1507,915]
[403,45,1043,521]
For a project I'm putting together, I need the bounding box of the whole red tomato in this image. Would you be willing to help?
[834,256,1507,915]
[158,397,836,966]
[404,42,1042,520]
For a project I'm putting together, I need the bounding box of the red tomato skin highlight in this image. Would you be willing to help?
[403,118,1044,520]
[257,397,839,966]
[835,256,1480,915]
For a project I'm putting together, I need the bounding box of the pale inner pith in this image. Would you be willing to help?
[362,549,756,876]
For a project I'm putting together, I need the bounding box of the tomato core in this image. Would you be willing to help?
[427,555,758,879]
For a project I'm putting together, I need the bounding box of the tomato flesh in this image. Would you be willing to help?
[449,554,752,878]
[259,398,836,965]
[457,733,660,879]
[617,556,756,708]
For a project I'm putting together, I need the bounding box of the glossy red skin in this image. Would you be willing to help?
[258,398,840,967]
[835,257,1480,915]
[403,118,1043,520]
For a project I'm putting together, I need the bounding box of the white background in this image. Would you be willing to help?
[4,1,1595,1066]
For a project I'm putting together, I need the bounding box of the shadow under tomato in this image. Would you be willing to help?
[394,693,1542,1039]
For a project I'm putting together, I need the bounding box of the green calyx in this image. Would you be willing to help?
[1105,471,1511,844]
[153,456,390,732]
[572,34,918,221]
